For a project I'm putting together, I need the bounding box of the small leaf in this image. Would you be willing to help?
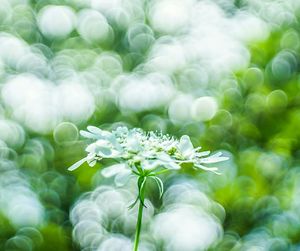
[128,196,139,209]
[128,176,147,209]
[151,176,164,198]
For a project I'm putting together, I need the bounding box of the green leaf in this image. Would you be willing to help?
[151,176,164,199]
[128,176,147,209]
[128,196,139,209]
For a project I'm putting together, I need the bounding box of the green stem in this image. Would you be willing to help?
[152,169,171,175]
[133,180,146,251]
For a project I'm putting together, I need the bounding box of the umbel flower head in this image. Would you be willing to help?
[69,126,228,186]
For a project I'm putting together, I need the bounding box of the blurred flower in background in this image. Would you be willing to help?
[1,0,300,250]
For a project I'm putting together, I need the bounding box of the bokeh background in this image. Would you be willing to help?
[1,0,300,250]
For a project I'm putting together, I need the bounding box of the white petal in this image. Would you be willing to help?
[196,151,210,157]
[87,159,97,167]
[210,152,223,157]
[165,161,181,170]
[87,152,97,161]
[194,146,202,151]
[68,157,87,171]
[97,146,112,157]
[194,164,221,175]
[80,130,100,139]
[87,126,103,135]
[85,143,97,153]
[157,152,172,162]
[200,153,229,164]
[126,136,141,152]
[141,159,158,170]
[178,135,194,157]
[101,163,127,177]
[114,169,132,187]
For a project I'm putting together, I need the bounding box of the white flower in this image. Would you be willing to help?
[69,126,228,180]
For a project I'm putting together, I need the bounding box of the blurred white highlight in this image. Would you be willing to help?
[152,205,222,251]
[0,160,45,228]
[1,74,95,133]
[37,5,76,39]
[191,96,218,121]
[0,120,25,149]
[152,181,223,251]
[77,9,110,44]
[70,185,154,250]
[116,73,174,113]
[149,0,192,34]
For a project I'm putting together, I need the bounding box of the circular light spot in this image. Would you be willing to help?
[77,9,110,44]
[191,96,218,121]
[266,90,288,111]
[37,5,76,39]
[243,67,264,87]
[53,122,79,144]
[168,95,193,124]
[211,110,232,127]
[281,29,300,50]
[149,0,190,34]
[0,120,25,149]
[94,53,123,77]
[56,81,95,123]
[5,236,33,251]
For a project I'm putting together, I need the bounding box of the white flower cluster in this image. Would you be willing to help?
[69,126,228,184]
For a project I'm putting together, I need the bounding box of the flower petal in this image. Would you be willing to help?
[194,164,221,175]
[68,157,87,171]
[126,135,141,152]
[85,143,98,153]
[101,163,127,177]
[157,152,172,162]
[114,169,132,187]
[167,162,181,169]
[80,130,100,139]
[97,146,112,157]
[178,135,194,157]
[195,151,211,157]
[87,159,97,167]
[87,126,103,135]
[200,152,229,164]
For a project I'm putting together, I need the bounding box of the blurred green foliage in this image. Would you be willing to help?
[1,0,300,250]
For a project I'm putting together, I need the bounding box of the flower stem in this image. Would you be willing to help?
[152,169,172,175]
[133,180,146,251]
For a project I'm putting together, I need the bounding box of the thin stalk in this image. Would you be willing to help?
[151,169,172,176]
[133,180,146,251]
